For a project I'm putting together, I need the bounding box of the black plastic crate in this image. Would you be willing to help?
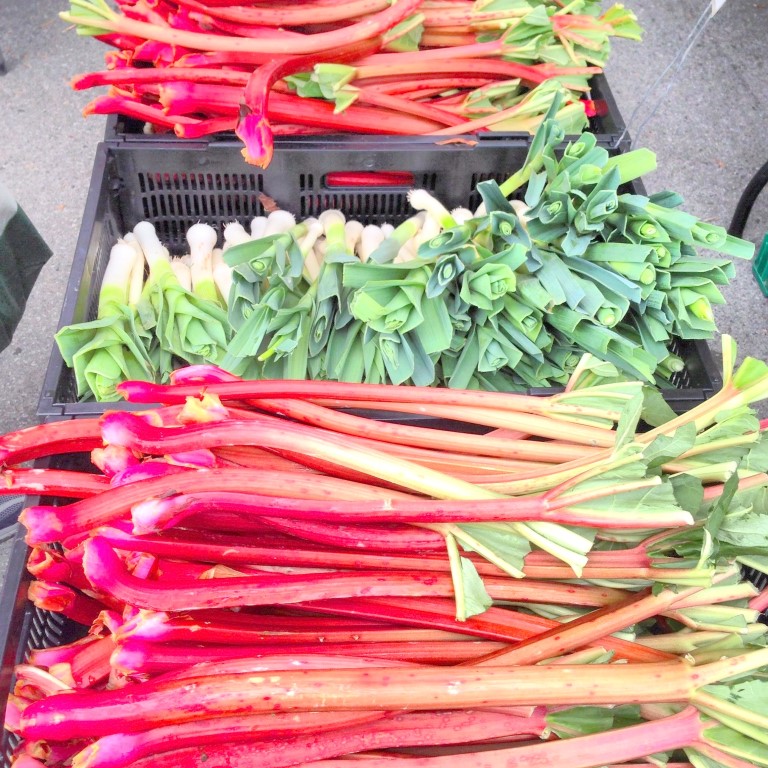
[37,139,721,418]
[103,74,630,152]
[0,454,92,767]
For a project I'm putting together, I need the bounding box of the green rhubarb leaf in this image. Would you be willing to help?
[641,387,678,427]
[718,507,768,552]
[669,473,704,517]
[614,391,644,453]
[459,556,493,619]
[383,13,425,52]
[546,705,642,739]
[701,724,768,767]
[642,423,698,470]
[455,522,530,577]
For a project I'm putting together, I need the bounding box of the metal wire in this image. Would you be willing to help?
[616,0,713,146]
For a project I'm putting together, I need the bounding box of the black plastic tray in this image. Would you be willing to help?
[37,139,721,418]
[103,74,630,152]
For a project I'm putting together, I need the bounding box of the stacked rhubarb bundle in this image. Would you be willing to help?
[61,0,642,165]
[5,340,768,766]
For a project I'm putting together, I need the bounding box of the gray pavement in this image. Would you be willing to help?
[0,1,767,592]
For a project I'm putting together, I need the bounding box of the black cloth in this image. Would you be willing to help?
[0,187,53,352]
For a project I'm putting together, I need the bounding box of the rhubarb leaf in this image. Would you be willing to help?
[455,522,530,578]
[641,387,678,427]
[643,423,697,470]
[614,391,644,453]
[460,556,493,619]
[669,473,704,516]
[546,704,642,738]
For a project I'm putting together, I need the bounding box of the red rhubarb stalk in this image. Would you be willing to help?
[237,39,382,166]
[250,396,613,451]
[114,375,621,419]
[124,709,549,768]
[22,653,768,740]
[71,710,383,768]
[81,536,626,612]
[61,0,423,55]
[300,597,674,662]
[111,638,505,675]
[2,468,109,499]
[49,635,115,689]
[20,467,413,544]
[472,579,724,667]
[115,608,468,646]
[283,707,712,768]
[27,581,107,626]
[175,0,392,26]
[71,66,250,90]
[0,418,103,466]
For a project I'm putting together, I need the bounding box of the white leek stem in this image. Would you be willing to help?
[99,242,137,316]
[510,199,530,231]
[264,210,296,236]
[186,222,219,303]
[358,225,385,262]
[120,234,146,307]
[132,221,171,271]
[314,237,327,265]
[415,215,441,248]
[298,218,325,283]
[394,236,419,264]
[344,220,364,258]
[187,222,217,266]
[451,207,474,225]
[318,209,347,248]
[170,258,192,292]
[250,216,268,239]
[212,248,232,307]
[223,221,250,251]
[127,249,145,308]
[408,189,457,229]
[380,223,395,239]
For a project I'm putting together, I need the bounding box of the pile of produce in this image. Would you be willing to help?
[55,110,754,401]
[4,344,768,766]
[61,0,643,165]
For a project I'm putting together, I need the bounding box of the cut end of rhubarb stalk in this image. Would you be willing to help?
[91,445,140,478]
[20,506,66,546]
[169,364,240,385]
[236,111,274,169]
[178,394,230,425]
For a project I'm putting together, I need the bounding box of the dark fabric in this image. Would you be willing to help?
[0,206,53,352]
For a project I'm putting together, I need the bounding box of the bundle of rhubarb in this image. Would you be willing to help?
[61,0,642,166]
[55,110,754,401]
[5,340,768,766]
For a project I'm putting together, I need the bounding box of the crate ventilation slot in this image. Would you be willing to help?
[300,192,412,222]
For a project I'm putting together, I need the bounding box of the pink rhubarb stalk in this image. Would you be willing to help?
[299,597,674,662]
[237,39,382,167]
[22,653,768,740]
[2,468,109,499]
[284,707,713,768]
[71,710,383,768]
[124,709,549,768]
[111,638,505,676]
[81,536,626,612]
[27,581,107,626]
[20,467,412,545]
[0,418,103,466]
[61,0,423,55]
[175,0,392,26]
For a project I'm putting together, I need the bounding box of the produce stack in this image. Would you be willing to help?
[3,1,768,768]
[5,346,768,766]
